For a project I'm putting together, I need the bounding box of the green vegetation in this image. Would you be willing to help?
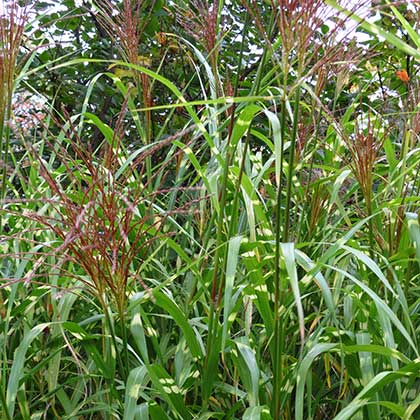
[1,0,420,418]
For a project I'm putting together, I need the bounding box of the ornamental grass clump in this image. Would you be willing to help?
[2,102,192,379]
[45,124,172,305]
[2,1,420,418]
[227,2,371,418]
[347,114,385,215]
[345,112,387,251]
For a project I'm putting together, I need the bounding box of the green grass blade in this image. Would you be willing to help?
[123,366,148,420]
[403,392,420,420]
[231,105,261,148]
[332,366,420,420]
[148,401,170,420]
[325,0,420,59]
[135,403,149,419]
[147,364,191,419]
[327,266,418,356]
[341,245,396,296]
[235,337,260,407]
[243,405,272,420]
[295,250,336,322]
[6,323,52,418]
[153,290,203,358]
[295,343,337,420]
[343,344,411,364]
[222,235,242,348]
[406,212,420,263]
[280,243,304,344]
[130,312,149,364]
[386,1,420,49]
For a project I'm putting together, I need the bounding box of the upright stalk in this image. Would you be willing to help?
[0,96,12,231]
[283,86,301,242]
[273,83,302,417]
[0,379,12,420]
[272,93,287,418]
[0,0,24,210]
[203,9,256,404]
[119,305,130,381]
[366,190,375,259]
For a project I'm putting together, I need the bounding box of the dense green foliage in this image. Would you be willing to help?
[1,0,420,418]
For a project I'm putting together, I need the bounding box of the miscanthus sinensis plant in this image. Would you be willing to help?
[0,0,420,419]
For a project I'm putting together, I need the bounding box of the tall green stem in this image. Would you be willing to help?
[0,96,12,231]
[272,94,287,418]
[273,77,302,419]
[284,86,301,242]
[102,296,127,383]
[0,379,12,420]
[203,9,254,405]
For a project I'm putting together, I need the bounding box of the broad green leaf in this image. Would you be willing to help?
[333,367,420,420]
[147,364,191,419]
[407,212,420,262]
[6,323,52,418]
[231,104,261,148]
[325,0,420,59]
[130,312,149,364]
[243,405,272,420]
[295,343,337,420]
[222,235,242,348]
[153,290,203,358]
[387,1,420,49]
[327,266,418,356]
[235,337,260,407]
[124,366,148,420]
[281,243,304,343]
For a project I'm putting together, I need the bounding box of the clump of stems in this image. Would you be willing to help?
[175,0,221,72]
[346,112,386,250]
[93,0,155,146]
[7,102,192,378]
[0,0,30,218]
